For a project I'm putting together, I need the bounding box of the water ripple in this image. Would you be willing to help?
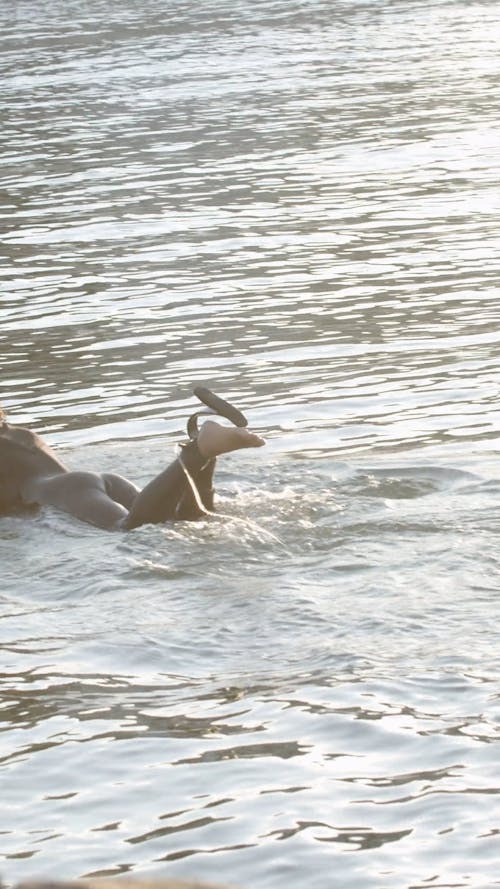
[2,0,500,887]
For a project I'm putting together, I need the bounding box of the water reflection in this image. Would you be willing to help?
[1,0,499,454]
[1,666,499,880]
[2,0,500,887]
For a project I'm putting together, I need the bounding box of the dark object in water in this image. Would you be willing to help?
[0,390,263,530]
[187,387,249,439]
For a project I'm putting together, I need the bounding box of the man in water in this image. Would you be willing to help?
[0,390,264,530]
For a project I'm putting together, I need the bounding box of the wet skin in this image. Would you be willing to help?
[0,420,264,530]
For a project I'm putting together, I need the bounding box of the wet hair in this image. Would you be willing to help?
[0,418,63,459]
[0,420,66,514]
[0,429,21,511]
[0,471,22,513]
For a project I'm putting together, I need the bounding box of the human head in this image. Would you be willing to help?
[0,418,66,512]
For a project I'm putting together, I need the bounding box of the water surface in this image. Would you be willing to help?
[1,1,500,887]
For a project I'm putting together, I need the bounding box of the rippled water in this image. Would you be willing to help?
[1,0,500,887]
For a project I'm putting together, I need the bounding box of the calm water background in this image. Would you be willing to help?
[1,0,500,886]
